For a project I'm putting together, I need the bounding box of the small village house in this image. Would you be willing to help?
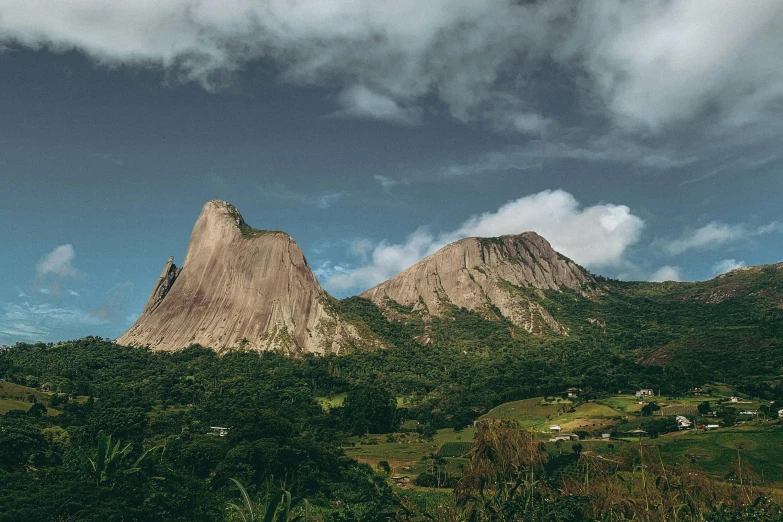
[549,425,561,432]
[675,415,692,430]
[209,426,230,437]
[635,389,654,398]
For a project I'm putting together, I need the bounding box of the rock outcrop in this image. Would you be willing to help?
[361,233,596,335]
[118,200,366,353]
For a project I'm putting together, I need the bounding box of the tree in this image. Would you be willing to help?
[641,402,661,416]
[341,384,398,435]
[27,402,47,417]
[697,401,711,415]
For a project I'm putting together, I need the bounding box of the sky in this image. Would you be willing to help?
[1,0,782,344]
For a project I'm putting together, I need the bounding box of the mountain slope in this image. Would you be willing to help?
[118,200,370,353]
[361,233,597,336]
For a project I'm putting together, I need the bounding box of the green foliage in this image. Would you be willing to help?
[340,384,398,435]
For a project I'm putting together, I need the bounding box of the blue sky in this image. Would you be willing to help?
[1,1,782,344]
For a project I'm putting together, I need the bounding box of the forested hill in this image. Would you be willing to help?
[339,260,783,385]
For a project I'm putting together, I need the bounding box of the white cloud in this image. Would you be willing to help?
[712,259,745,276]
[374,175,408,193]
[662,220,782,255]
[36,244,79,279]
[649,265,682,282]
[663,222,745,255]
[326,228,436,293]
[561,1,783,131]
[335,86,421,125]
[324,189,645,293]
[2,1,780,133]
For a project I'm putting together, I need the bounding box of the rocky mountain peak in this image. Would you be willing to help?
[117,201,365,354]
[361,232,596,336]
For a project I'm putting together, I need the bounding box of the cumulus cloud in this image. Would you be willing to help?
[324,189,645,293]
[649,265,682,283]
[662,221,782,255]
[36,244,79,279]
[712,259,746,276]
[1,1,780,133]
[34,244,82,295]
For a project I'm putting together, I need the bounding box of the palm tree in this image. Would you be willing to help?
[226,478,311,522]
[87,430,159,487]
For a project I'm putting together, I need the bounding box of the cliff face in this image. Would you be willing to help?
[117,201,364,353]
[360,233,596,335]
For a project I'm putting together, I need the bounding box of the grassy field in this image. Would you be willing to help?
[481,397,565,427]
[344,427,476,480]
[652,425,783,483]
[0,381,61,416]
[482,397,625,431]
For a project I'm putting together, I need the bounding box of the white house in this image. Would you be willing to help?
[675,416,692,430]
[778,408,783,418]
[636,389,654,398]
[209,426,230,437]
[549,425,562,432]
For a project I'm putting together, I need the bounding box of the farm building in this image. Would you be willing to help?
[549,425,561,432]
[391,476,410,485]
[779,408,783,418]
[209,426,230,437]
[675,415,692,429]
[635,389,654,398]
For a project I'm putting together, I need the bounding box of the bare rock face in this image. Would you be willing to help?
[118,201,364,353]
[361,233,596,335]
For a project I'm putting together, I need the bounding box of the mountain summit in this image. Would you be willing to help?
[118,201,364,353]
[361,233,596,335]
